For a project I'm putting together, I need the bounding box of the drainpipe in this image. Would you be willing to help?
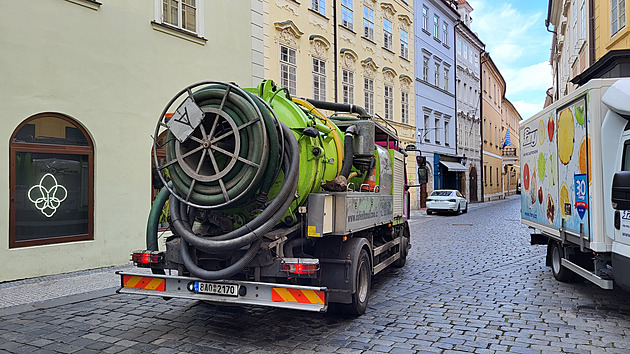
[480,52,487,202]
[589,0,595,65]
[333,0,339,102]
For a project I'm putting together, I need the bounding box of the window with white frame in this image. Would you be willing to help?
[610,0,625,35]
[443,68,449,91]
[463,44,468,60]
[442,22,448,43]
[342,69,354,104]
[457,39,461,55]
[422,6,429,32]
[580,0,586,40]
[312,0,325,16]
[444,120,450,146]
[463,83,467,102]
[434,63,440,86]
[341,0,353,30]
[312,58,326,101]
[433,15,439,38]
[401,91,409,124]
[363,6,374,40]
[435,117,440,143]
[384,19,393,51]
[384,85,393,120]
[280,45,297,95]
[469,49,473,63]
[400,29,409,59]
[423,57,429,81]
[424,114,430,141]
[161,0,198,33]
[572,0,577,54]
[364,77,374,115]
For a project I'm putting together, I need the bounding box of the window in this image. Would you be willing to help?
[484,166,487,186]
[400,29,409,59]
[312,58,326,101]
[435,118,440,143]
[280,45,297,95]
[612,0,626,35]
[469,86,473,105]
[444,68,449,91]
[483,70,487,91]
[423,57,429,81]
[442,22,448,43]
[490,165,492,185]
[312,0,325,16]
[434,63,440,86]
[342,0,353,30]
[364,77,374,115]
[433,15,439,38]
[422,6,429,32]
[469,49,474,63]
[463,44,468,60]
[580,0,586,40]
[457,39,461,55]
[384,85,394,120]
[444,120,450,146]
[401,91,409,124]
[363,6,374,40]
[342,69,354,104]
[463,83,467,102]
[384,19,393,51]
[161,0,198,33]
[424,114,430,142]
[10,113,94,248]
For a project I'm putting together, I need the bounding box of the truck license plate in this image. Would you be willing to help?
[194,282,238,297]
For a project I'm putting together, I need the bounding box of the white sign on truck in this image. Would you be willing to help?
[521,78,630,291]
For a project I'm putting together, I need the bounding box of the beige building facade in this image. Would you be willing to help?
[263,0,419,207]
[501,98,521,196]
[481,52,505,201]
[1,0,262,282]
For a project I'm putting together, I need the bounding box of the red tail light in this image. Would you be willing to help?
[281,258,319,275]
[131,251,164,266]
[449,199,456,202]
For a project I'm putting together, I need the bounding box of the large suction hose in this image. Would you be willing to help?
[170,122,299,280]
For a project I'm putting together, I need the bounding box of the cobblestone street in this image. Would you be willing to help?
[1,196,629,353]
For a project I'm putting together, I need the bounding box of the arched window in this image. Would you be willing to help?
[10,113,94,248]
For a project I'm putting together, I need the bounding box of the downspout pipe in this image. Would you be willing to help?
[589,0,595,66]
[333,0,339,102]
[305,99,371,119]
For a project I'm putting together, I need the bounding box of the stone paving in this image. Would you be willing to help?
[1,196,629,353]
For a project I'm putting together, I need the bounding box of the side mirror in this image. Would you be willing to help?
[418,167,428,185]
[612,171,630,210]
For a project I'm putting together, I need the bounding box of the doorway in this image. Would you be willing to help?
[469,167,478,202]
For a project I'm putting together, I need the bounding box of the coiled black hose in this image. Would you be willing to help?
[170,122,299,280]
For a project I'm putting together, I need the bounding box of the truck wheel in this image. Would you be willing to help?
[393,225,410,268]
[550,242,573,282]
[343,249,371,315]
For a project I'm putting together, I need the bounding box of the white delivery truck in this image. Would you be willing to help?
[521,78,630,291]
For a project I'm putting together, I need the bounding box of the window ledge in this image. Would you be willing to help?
[362,36,376,45]
[382,47,395,54]
[400,55,410,62]
[65,0,101,10]
[151,21,207,45]
[308,8,329,20]
[442,43,450,49]
[433,36,441,44]
[422,29,431,36]
[339,25,356,34]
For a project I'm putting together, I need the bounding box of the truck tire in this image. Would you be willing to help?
[342,248,371,315]
[550,242,574,282]
[393,225,410,268]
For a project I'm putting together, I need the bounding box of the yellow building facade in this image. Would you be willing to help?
[594,0,629,59]
[0,0,262,282]
[263,0,419,207]
[481,52,505,201]
[501,98,521,196]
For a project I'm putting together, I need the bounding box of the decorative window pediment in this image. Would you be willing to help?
[340,48,359,69]
[362,57,378,78]
[380,3,396,19]
[382,67,397,84]
[399,74,413,90]
[309,35,331,59]
[398,14,412,27]
[274,20,303,48]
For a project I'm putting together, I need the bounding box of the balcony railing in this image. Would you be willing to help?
[502,147,517,157]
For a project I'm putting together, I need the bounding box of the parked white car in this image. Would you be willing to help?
[426,189,468,215]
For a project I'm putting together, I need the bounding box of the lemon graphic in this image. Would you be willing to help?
[558,108,575,165]
[538,152,546,181]
[538,119,546,146]
[560,183,571,218]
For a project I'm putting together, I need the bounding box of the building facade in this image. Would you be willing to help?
[263,0,418,207]
[413,0,462,207]
[454,0,484,203]
[481,52,506,201]
[501,98,521,196]
[0,0,262,282]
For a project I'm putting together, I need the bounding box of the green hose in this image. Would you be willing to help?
[146,183,172,251]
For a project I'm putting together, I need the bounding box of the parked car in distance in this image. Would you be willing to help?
[426,189,468,215]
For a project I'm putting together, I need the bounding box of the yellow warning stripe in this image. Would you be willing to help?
[272,287,325,305]
[122,275,165,291]
[124,275,143,288]
[301,290,324,305]
[273,287,296,302]
[145,278,164,290]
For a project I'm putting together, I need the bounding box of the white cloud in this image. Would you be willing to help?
[512,100,545,120]
[503,62,552,95]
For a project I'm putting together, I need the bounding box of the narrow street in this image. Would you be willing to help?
[1,196,629,353]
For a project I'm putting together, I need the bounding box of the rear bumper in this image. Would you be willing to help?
[426,202,458,211]
[117,271,328,312]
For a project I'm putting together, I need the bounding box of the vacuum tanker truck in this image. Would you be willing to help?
[117,80,411,314]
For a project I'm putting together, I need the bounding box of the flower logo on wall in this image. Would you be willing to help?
[28,173,67,217]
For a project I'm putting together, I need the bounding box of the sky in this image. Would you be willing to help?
[467,0,553,120]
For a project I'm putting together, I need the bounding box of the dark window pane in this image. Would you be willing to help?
[15,152,89,241]
[13,116,90,146]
